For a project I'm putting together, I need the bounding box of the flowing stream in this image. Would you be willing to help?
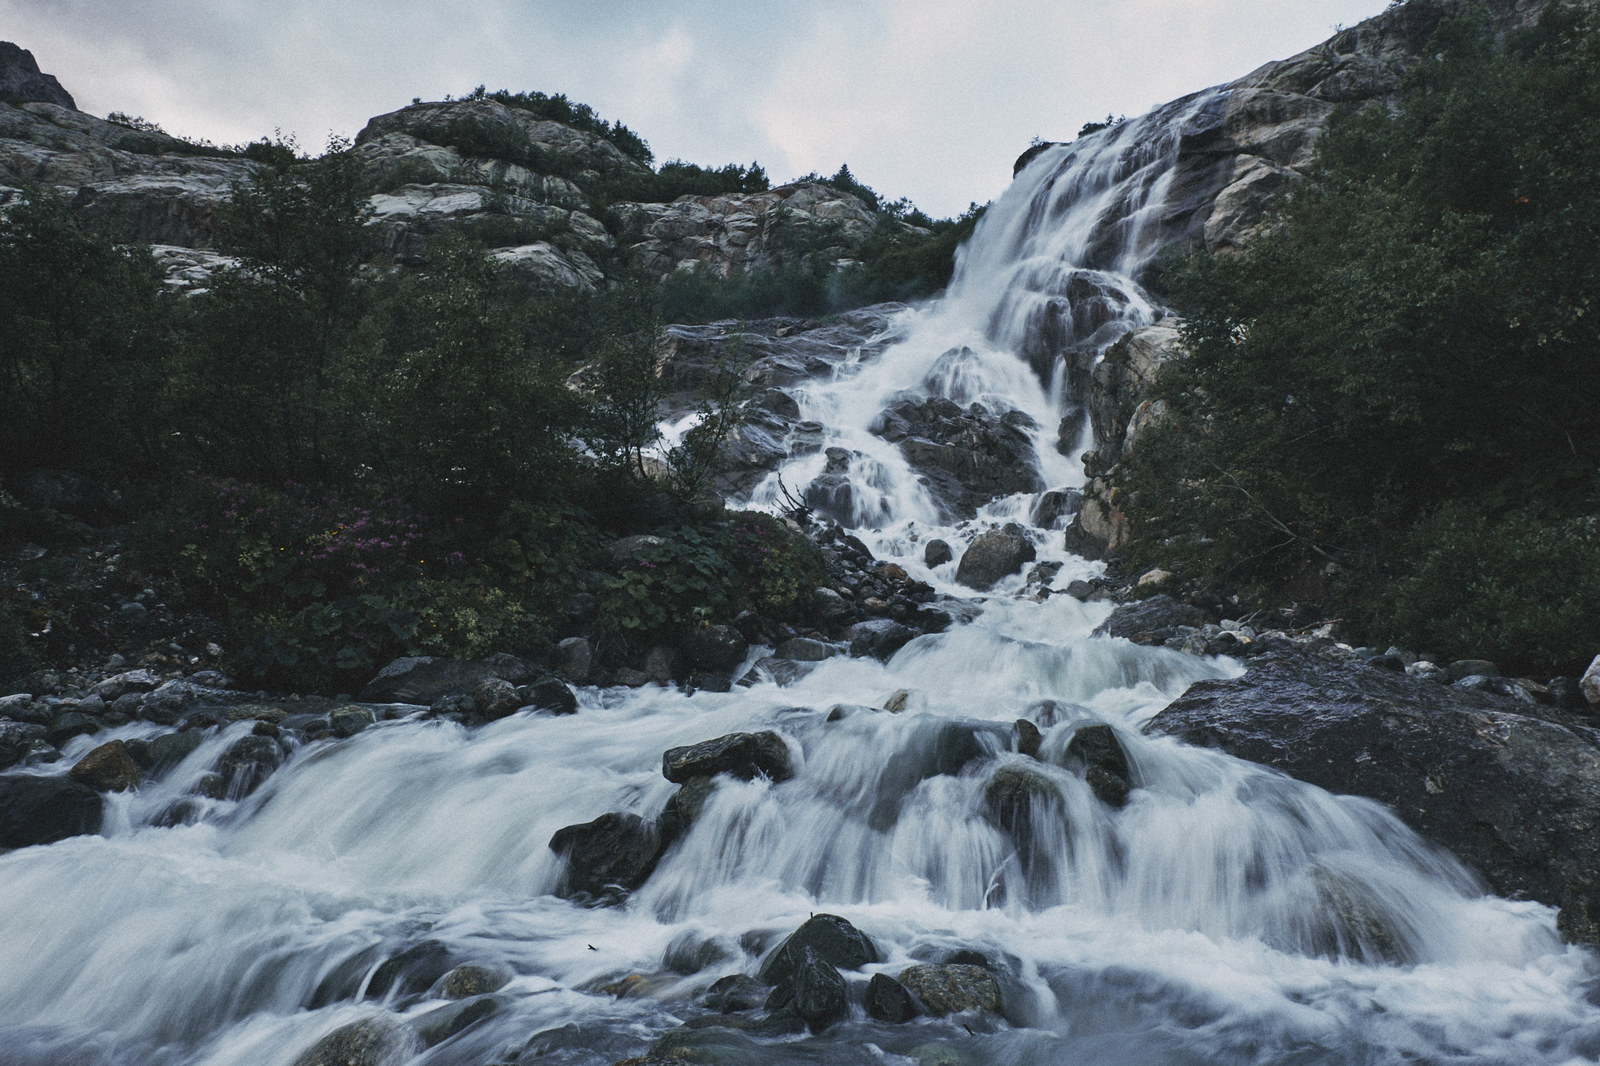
[4,92,1599,1066]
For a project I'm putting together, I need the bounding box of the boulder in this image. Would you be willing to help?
[357,657,500,704]
[896,963,1002,1016]
[658,775,718,843]
[954,524,1036,590]
[548,812,663,901]
[556,637,595,683]
[702,973,767,1013]
[680,624,749,672]
[924,539,954,568]
[662,731,793,784]
[67,739,141,792]
[0,720,45,770]
[471,678,522,721]
[213,734,284,799]
[329,706,376,737]
[437,964,509,999]
[1580,654,1600,707]
[1064,723,1133,807]
[412,994,499,1048]
[788,946,848,1032]
[848,619,918,660]
[865,972,919,1022]
[1147,649,1600,946]
[367,939,456,1000]
[1091,594,1213,643]
[873,396,1044,517]
[758,913,879,986]
[0,775,103,846]
[522,675,578,715]
[290,1016,421,1066]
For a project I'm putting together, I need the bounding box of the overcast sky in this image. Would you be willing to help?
[5,0,1390,218]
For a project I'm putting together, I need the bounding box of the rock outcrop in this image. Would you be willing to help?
[1147,649,1600,946]
[0,43,75,109]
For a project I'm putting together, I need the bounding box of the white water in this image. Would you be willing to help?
[4,93,1598,1066]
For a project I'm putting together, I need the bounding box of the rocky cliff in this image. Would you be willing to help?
[0,62,888,294]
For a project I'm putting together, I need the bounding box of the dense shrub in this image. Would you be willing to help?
[1125,4,1600,672]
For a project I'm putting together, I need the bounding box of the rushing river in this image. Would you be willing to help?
[3,90,1598,1066]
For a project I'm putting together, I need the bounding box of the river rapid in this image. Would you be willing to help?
[3,90,1598,1066]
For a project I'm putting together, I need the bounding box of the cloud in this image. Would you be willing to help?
[1,0,1391,216]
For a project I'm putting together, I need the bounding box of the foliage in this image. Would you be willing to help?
[596,525,737,639]
[476,85,653,166]
[1125,5,1600,672]
[727,512,827,617]
[0,187,167,481]
[1077,115,1125,138]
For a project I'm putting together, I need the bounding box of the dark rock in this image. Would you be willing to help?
[848,619,917,660]
[1013,719,1043,759]
[0,43,76,109]
[1091,594,1213,643]
[866,972,919,1023]
[775,637,834,662]
[663,930,735,975]
[872,396,1044,517]
[1147,649,1600,946]
[758,913,878,985]
[813,586,852,623]
[0,693,48,725]
[702,973,766,1013]
[1032,489,1082,528]
[329,706,376,737]
[358,657,500,704]
[924,539,954,568]
[471,678,521,721]
[0,720,45,770]
[437,964,508,999]
[1445,659,1500,682]
[1065,723,1133,807]
[45,710,99,748]
[955,523,1036,590]
[548,812,663,901]
[67,739,141,792]
[412,994,499,1048]
[290,1015,421,1066]
[789,946,848,1032]
[982,763,1065,865]
[681,624,749,672]
[524,675,578,715]
[659,775,718,843]
[92,668,160,701]
[0,775,103,846]
[663,731,793,784]
[143,729,205,771]
[556,636,595,683]
[897,963,1002,1015]
[214,733,284,799]
[368,939,456,1000]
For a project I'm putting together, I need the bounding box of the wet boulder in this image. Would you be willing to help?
[471,678,522,721]
[548,812,664,901]
[368,939,457,1001]
[0,775,103,846]
[67,739,141,792]
[662,731,793,784]
[954,524,1036,590]
[788,946,848,1032]
[290,1015,421,1066]
[0,720,46,770]
[758,913,879,986]
[412,994,499,1048]
[873,396,1044,517]
[982,763,1065,865]
[866,972,919,1022]
[1091,593,1213,644]
[214,733,284,799]
[702,973,766,1013]
[523,674,579,715]
[680,624,749,672]
[658,775,718,843]
[437,964,509,999]
[1147,648,1600,947]
[357,656,502,704]
[897,963,1002,1015]
[924,539,954,568]
[1064,723,1133,808]
[848,619,918,660]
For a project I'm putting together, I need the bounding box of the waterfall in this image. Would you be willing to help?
[3,88,1598,1066]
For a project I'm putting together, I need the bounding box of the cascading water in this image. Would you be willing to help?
[3,90,1598,1066]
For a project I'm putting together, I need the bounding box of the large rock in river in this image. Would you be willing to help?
[1147,649,1600,945]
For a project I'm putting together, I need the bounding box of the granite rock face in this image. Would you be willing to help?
[0,43,75,109]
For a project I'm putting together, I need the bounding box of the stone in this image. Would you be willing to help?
[556,637,595,682]
[1091,594,1213,644]
[883,690,911,713]
[924,539,954,568]
[214,733,284,799]
[329,706,376,737]
[702,973,766,1013]
[680,624,749,671]
[1445,659,1500,682]
[788,946,848,1032]
[775,637,835,662]
[471,678,522,721]
[548,812,663,901]
[143,729,205,771]
[412,995,499,1048]
[290,1016,421,1066]
[523,675,578,715]
[759,913,879,987]
[1580,655,1600,707]
[92,669,160,701]
[955,524,1037,590]
[812,587,852,622]
[45,710,99,748]
[1147,648,1600,946]
[848,619,917,661]
[367,940,456,1000]
[0,775,103,846]
[1014,719,1043,758]
[983,763,1065,865]
[0,720,46,769]
[437,964,509,999]
[67,739,141,791]
[662,731,793,784]
[357,657,499,704]
[866,972,920,1022]
[1065,723,1133,807]
[659,775,718,843]
[872,396,1045,517]
[897,963,1002,1015]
